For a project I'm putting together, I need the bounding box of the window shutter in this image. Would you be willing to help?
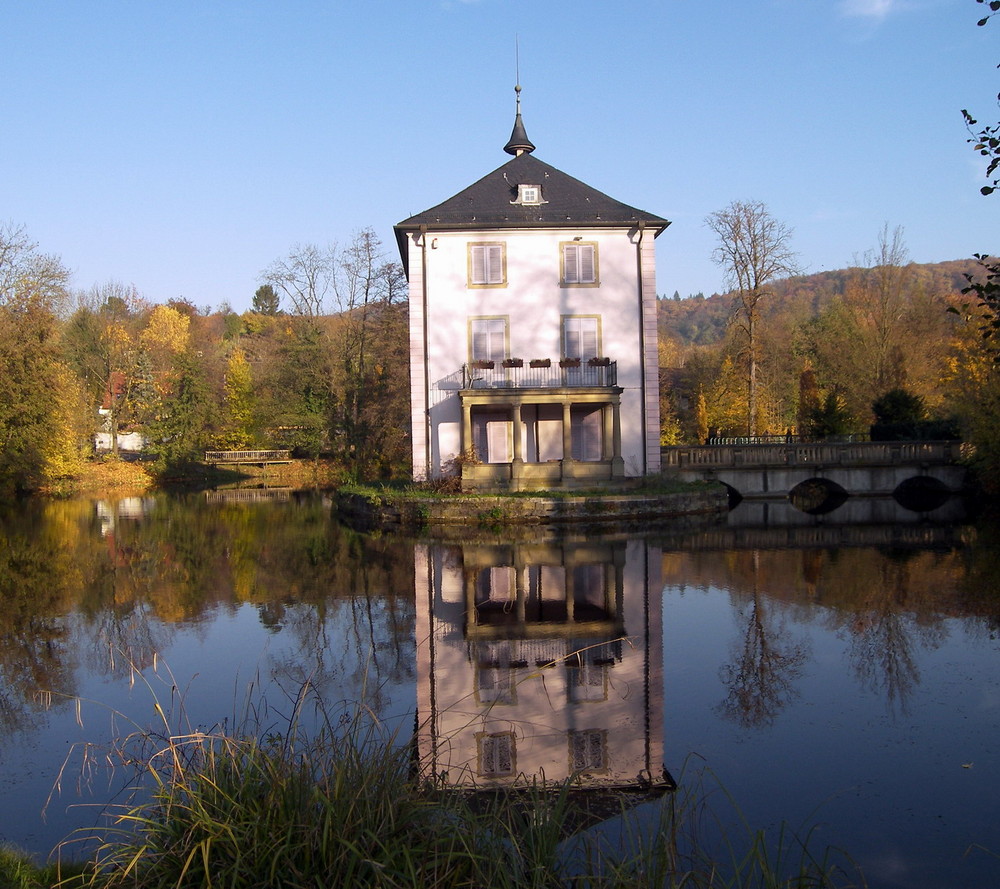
[578,245,595,283]
[563,245,579,284]
[581,321,598,358]
[486,244,503,284]
[487,321,505,359]
[565,326,581,358]
[471,246,486,284]
[472,329,488,360]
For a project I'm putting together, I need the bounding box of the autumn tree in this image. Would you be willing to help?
[0,223,85,493]
[144,349,215,470]
[844,225,912,395]
[707,200,798,435]
[332,229,409,477]
[140,304,191,384]
[221,347,255,448]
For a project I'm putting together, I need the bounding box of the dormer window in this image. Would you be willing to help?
[512,184,545,205]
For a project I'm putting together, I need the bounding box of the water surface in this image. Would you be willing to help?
[0,492,996,888]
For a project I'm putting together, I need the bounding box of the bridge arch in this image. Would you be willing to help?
[788,478,849,514]
[893,475,952,512]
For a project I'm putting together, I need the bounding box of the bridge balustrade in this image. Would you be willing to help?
[663,440,962,470]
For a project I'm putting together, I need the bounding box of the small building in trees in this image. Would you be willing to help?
[394,92,669,490]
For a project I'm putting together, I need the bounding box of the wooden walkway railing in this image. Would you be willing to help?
[204,450,292,465]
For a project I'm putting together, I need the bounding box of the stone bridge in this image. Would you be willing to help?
[660,440,967,501]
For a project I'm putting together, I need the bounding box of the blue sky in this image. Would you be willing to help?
[1,0,996,312]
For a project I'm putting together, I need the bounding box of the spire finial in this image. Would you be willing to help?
[504,43,535,156]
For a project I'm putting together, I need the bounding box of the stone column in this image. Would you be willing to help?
[602,404,614,461]
[611,396,625,478]
[511,400,524,491]
[561,401,574,482]
[461,400,473,457]
[564,561,575,623]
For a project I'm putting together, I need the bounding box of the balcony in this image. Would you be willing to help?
[462,357,617,390]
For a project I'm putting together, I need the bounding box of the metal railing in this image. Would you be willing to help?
[461,358,617,390]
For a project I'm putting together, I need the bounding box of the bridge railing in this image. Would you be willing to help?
[204,450,292,464]
[661,440,963,470]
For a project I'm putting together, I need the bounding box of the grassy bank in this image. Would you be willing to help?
[39,456,346,498]
[2,706,863,889]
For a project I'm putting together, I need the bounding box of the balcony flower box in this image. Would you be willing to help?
[502,358,523,368]
[470,359,495,370]
[559,358,581,368]
[529,358,551,368]
[588,356,611,367]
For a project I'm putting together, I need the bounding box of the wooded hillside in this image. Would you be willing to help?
[657,258,988,446]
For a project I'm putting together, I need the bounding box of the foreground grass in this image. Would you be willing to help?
[4,705,865,889]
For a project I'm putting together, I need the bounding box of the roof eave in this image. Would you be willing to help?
[395,218,670,234]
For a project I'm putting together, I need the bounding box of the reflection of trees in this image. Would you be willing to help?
[843,552,946,715]
[717,552,808,728]
[0,494,420,743]
[667,542,976,718]
[0,502,83,736]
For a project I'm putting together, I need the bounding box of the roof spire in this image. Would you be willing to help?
[503,46,534,156]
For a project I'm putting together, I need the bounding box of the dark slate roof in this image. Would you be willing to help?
[396,153,669,234]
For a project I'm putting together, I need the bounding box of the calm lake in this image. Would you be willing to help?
[0,491,997,888]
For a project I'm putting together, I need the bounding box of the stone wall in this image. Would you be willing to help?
[335,486,728,531]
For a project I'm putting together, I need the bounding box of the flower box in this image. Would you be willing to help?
[529,358,551,368]
[588,356,611,367]
[470,359,495,370]
[559,358,581,368]
[502,358,523,368]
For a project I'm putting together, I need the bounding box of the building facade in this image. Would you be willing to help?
[395,105,669,490]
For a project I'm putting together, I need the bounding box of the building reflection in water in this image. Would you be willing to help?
[415,537,673,794]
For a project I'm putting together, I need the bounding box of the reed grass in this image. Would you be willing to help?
[57,722,863,888]
[0,844,88,889]
[35,665,864,889]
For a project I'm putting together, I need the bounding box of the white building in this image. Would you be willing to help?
[395,97,669,491]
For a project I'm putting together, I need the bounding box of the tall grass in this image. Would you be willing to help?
[58,724,863,888]
[37,666,864,888]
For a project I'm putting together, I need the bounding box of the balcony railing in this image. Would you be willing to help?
[462,358,617,390]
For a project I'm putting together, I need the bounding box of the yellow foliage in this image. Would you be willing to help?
[41,362,88,481]
[140,305,190,368]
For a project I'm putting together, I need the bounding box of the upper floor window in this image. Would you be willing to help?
[468,242,506,287]
[470,316,508,364]
[561,242,598,286]
[561,315,600,360]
